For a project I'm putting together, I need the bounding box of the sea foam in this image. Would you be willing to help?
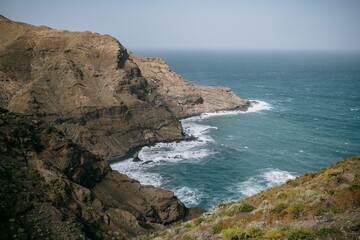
[111,99,272,207]
[173,186,205,207]
[230,169,295,197]
[186,100,272,120]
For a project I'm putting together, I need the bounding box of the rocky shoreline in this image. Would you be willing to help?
[0,15,250,239]
[0,15,250,160]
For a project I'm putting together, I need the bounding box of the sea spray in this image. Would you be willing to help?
[111,100,272,207]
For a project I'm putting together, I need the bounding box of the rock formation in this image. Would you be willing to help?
[0,109,202,239]
[0,15,250,159]
[0,15,248,239]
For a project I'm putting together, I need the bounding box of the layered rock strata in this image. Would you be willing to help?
[0,110,201,239]
[0,15,250,159]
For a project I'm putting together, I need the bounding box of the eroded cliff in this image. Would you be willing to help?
[0,109,202,239]
[0,15,249,159]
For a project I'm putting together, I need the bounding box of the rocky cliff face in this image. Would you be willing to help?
[0,109,202,239]
[0,15,249,159]
[131,55,249,119]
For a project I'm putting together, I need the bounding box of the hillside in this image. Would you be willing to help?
[0,109,205,239]
[141,157,360,240]
[0,15,249,159]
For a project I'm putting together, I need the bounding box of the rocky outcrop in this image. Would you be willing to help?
[131,55,250,119]
[0,110,201,239]
[0,16,249,159]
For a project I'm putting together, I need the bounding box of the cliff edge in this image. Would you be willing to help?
[0,16,249,159]
[0,109,203,239]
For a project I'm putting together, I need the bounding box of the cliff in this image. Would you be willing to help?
[0,109,203,239]
[0,15,249,239]
[146,156,360,240]
[0,15,250,159]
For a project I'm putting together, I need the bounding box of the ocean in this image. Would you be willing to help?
[111,51,360,210]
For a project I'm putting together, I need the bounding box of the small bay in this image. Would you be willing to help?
[112,51,360,210]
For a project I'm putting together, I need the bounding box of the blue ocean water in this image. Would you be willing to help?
[112,51,360,210]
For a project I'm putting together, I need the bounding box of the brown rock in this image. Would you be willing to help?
[0,16,249,159]
[0,16,182,159]
[0,111,197,239]
[131,54,250,119]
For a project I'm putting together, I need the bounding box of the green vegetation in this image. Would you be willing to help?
[245,226,263,238]
[327,165,344,178]
[274,203,288,213]
[210,224,223,235]
[264,228,282,239]
[222,228,245,240]
[350,221,360,232]
[184,222,194,228]
[314,227,341,237]
[314,207,326,216]
[286,227,314,240]
[182,234,196,240]
[276,190,288,199]
[193,217,205,226]
[349,182,360,191]
[291,203,304,219]
[237,203,255,213]
[118,157,360,239]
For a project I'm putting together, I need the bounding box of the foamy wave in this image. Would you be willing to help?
[247,100,272,113]
[111,159,163,186]
[111,120,217,189]
[139,141,212,163]
[230,169,295,197]
[182,121,217,142]
[184,100,272,120]
[174,186,204,207]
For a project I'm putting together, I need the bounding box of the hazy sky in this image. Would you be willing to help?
[1,0,360,52]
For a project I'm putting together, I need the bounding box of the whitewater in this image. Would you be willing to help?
[111,51,360,210]
[111,101,295,208]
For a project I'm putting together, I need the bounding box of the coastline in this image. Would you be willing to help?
[110,100,273,208]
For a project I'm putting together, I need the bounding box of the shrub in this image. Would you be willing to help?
[291,203,304,219]
[275,203,288,213]
[222,228,245,240]
[356,195,360,207]
[287,180,299,187]
[264,228,283,239]
[211,224,223,235]
[330,207,341,214]
[238,203,256,212]
[245,226,263,238]
[220,210,236,217]
[286,227,314,240]
[194,217,205,226]
[349,183,360,191]
[182,234,196,240]
[315,227,341,237]
[218,203,227,208]
[276,190,287,199]
[350,221,360,232]
[314,207,326,216]
[184,222,193,228]
[327,189,336,195]
[327,166,344,178]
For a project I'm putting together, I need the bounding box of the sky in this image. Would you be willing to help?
[1,0,360,52]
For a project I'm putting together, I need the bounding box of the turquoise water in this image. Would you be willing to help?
[112,51,360,210]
